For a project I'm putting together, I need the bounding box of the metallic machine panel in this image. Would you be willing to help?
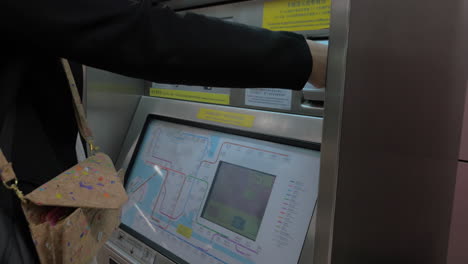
[85,67,145,161]
[320,0,468,263]
[92,96,323,264]
[177,0,329,38]
[311,0,350,262]
[447,162,468,264]
[116,96,323,169]
[459,82,468,161]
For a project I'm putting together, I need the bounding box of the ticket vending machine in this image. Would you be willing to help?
[96,97,322,264]
[92,0,329,263]
[87,0,468,263]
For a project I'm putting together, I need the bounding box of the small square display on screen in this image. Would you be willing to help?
[201,161,275,241]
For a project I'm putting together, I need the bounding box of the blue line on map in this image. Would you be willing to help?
[208,135,221,158]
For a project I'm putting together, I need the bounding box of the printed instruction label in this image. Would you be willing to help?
[263,0,331,31]
[197,108,255,128]
[150,88,230,105]
[245,88,292,110]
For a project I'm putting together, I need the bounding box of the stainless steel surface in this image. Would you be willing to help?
[97,229,190,264]
[97,229,176,264]
[313,0,349,262]
[147,83,324,116]
[447,161,468,264]
[181,0,329,38]
[97,243,135,264]
[302,86,325,101]
[116,96,323,169]
[459,81,468,161]
[321,0,468,263]
[150,82,230,97]
[86,67,145,161]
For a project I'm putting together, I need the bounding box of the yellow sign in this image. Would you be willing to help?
[176,224,193,239]
[197,108,256,128]
[150,88,230,105]
[263,0,331,31]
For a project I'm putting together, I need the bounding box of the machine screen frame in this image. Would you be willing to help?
[120,113,320,264]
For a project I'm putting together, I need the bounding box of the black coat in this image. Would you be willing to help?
[0,0,311,262]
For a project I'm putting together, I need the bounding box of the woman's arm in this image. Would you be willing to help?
[2,0,313,90]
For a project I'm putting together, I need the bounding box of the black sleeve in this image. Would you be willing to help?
[1,0,312,90]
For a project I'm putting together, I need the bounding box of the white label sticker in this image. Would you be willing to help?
[245,88,292,110]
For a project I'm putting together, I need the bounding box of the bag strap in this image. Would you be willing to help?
[0,149,25,202]
[60,59,98,155]
[0,150,15,184]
